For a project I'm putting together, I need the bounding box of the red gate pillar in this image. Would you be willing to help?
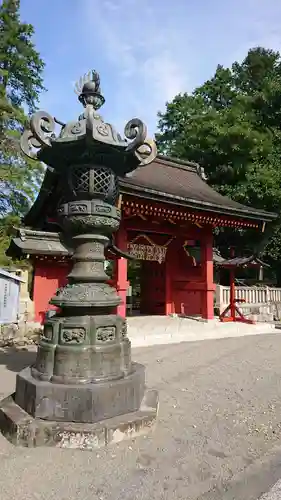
[201,229,214,320]
[114,224,129,318]
[165,250,173,315]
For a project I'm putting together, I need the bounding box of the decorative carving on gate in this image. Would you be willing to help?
[127,234,174,264]
[183,240,201,266]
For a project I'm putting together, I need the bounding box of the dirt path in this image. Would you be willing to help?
[1,334,281,499]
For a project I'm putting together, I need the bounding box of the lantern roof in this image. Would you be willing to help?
[20,70,156,175]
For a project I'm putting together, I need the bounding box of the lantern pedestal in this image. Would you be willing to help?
[0,388,158,449]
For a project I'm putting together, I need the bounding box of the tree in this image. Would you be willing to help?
[156,47,281,280]
[0,0,45,265]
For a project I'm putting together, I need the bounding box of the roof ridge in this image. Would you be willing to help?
[156,154,199,172]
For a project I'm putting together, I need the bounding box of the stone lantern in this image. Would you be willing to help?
[0,71,158,449]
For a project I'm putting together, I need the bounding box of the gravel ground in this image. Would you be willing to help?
[1,334,281,499]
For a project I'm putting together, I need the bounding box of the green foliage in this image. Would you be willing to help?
[156,47,281,277]
[0,0,45,265]
[0,213,19,266]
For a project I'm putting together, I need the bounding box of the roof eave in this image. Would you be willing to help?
[6,231,71,259]
[119,181,277,222]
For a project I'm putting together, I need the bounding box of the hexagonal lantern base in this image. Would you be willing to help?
[0,389,158,450]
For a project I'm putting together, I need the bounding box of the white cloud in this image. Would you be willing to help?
[37,0,281,137]
[82,0,189,136]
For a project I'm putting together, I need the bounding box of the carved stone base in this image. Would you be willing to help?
[14,363,145,423]
[35,314,131,384]
[0,389,158,450]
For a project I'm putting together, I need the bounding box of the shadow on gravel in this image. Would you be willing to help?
[0,347,36,373]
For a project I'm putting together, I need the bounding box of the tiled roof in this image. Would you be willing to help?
[120,156,276,220]
[23,154,277,228]
[6,229,70,257]
[217,255,269,268]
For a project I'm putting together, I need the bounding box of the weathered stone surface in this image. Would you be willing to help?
[15,362,145,423]
[33,314,131,384]
[0,389,158,449]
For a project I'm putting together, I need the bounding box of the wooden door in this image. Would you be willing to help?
[140,261,166,315]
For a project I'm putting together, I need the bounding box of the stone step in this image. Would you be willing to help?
[127,317,276,348]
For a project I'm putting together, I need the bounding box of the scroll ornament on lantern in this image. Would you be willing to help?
[20,70,157,167]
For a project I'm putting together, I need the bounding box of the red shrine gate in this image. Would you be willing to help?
[7,155,276,323]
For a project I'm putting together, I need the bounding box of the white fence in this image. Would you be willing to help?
[216,285,281,314]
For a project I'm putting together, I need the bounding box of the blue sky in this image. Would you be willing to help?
[20,0,281,138]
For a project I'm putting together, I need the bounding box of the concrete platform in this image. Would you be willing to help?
[127,316,276,347]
